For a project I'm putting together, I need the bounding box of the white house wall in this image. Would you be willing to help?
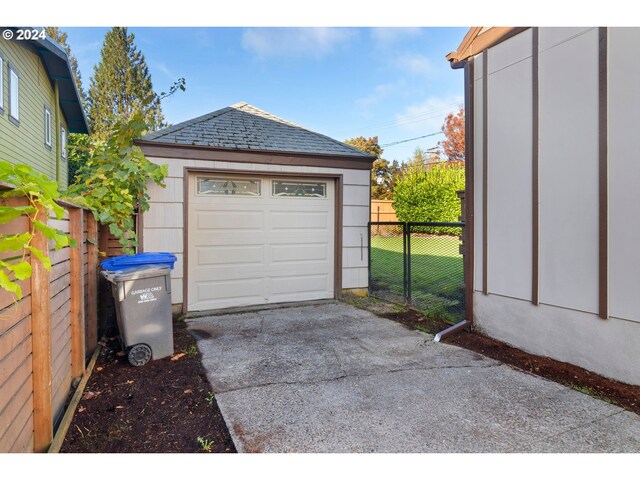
[471,27,640,385]
[486,29,533,301]
[609,28,640,323]
[539,27,599,313]
[144,157,370,305]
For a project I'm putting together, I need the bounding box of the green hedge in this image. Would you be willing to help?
[393,162,465,235]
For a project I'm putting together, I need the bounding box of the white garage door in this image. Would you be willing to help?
[188,174,335,311]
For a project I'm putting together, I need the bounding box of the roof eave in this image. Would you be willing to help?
[134,138,376,166]
[446,27,530,69]
[15,28,91,134]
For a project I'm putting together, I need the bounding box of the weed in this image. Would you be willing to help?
[197,436,214,452]
[415,324,431,334]
[183,345,198,358]
[392,303,408,313]
[205,391,215,405]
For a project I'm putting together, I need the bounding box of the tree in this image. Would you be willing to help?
[393,161,465,235]
[438,107,465,163]
[88,27,165,139]
[45,27,86,104]
[345,136,397,200]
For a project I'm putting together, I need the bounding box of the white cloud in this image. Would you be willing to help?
[370,27,422,46]
[241,27,356,58]
[394,53,431,76]
[356,83,396,109]
[395,96,464,133]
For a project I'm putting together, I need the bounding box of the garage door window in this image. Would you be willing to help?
[272,181,326,198]
[197,177,261,196]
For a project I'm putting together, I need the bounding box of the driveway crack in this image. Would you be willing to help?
[214,362,502,394]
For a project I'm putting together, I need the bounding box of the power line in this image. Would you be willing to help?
[340,102,462,136]
[380,131,443,148]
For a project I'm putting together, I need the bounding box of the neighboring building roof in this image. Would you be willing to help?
[8,27,90,134]
[142,102,374,159]
[446,27,529,69]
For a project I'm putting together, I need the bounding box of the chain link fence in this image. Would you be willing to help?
[369,221,465,324]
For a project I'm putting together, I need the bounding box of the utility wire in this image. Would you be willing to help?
[380,131,443,148]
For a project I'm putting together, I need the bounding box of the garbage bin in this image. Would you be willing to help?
[101,253,177,367]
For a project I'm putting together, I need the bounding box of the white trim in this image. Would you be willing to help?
[60,125,67,159]
[0,52,4,112]
[44,107,52,148]
[8,64,19,122]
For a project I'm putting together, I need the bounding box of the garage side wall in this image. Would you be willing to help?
[471,27,640,385]
[142,157,370,307]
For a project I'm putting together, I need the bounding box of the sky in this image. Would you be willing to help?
[63,26,466,164]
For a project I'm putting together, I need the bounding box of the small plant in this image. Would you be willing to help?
[415,324,431,334]
[183,345,198,358]
[197,436,214,452]
[205,391,215,405]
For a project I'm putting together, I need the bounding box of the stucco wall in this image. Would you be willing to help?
[143,156,370,306]
[471,27,640,384]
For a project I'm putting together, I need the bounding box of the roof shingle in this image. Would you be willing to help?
[142,102,373,159]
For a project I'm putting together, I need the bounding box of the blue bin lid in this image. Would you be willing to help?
[101,252,177,271]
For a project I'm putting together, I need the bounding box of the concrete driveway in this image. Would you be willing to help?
[187,301,640,453]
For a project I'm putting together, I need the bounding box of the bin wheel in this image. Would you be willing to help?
[128,344,152,367]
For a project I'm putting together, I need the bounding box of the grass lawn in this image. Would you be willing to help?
[370,234,464,323]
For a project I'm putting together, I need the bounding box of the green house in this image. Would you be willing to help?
[0,28,89,188]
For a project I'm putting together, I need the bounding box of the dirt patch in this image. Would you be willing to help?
[345,296,640,415]
[60,317,236,453]
[446,331,640,415]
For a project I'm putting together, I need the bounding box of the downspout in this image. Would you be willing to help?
[54,80,61,185]
[435,56,474,343]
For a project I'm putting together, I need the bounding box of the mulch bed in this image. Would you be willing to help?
[60,317,236,453]
[375,305,640,416]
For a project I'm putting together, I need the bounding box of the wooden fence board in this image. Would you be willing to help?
[0,315,31,363]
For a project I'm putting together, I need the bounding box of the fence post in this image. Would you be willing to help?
[86,213,99,354]
[69,208,85,380]
[406,223,411,305]
[367,222,372,293]
[30,206,52,452]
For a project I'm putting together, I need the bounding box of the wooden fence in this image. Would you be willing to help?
[0,193,100,453]
[370,199,398,223]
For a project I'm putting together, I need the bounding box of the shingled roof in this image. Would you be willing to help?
[142,102,373,159]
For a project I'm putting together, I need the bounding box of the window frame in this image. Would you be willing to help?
[271,180,328,199]
[60,125,67,160]
[8,63,19,125]
[196,176,262,197]
[0,51,4,114]
[44,106,52,149]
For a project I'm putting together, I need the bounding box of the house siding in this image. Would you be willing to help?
[143,157,370,306]
[0,39,68,187]
[469,27,640,385]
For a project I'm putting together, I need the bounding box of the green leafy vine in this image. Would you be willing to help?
[0,161,76,299]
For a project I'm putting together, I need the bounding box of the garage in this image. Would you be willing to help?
[188,174,335,310]
[136,102,374,313]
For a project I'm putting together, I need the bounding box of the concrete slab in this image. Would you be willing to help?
[187,302,640,453]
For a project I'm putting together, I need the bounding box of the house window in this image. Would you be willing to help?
[60,126,67,160]
[0,52,4,113]
[197,177,261,196]
[272,181,327,198]
[8,65,19,123]
[44,107,52,148]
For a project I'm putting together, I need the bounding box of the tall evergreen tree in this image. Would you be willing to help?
[45,27,87,105]
[88,27,164,139]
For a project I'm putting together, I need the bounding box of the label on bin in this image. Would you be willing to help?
[131,286,162,304]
